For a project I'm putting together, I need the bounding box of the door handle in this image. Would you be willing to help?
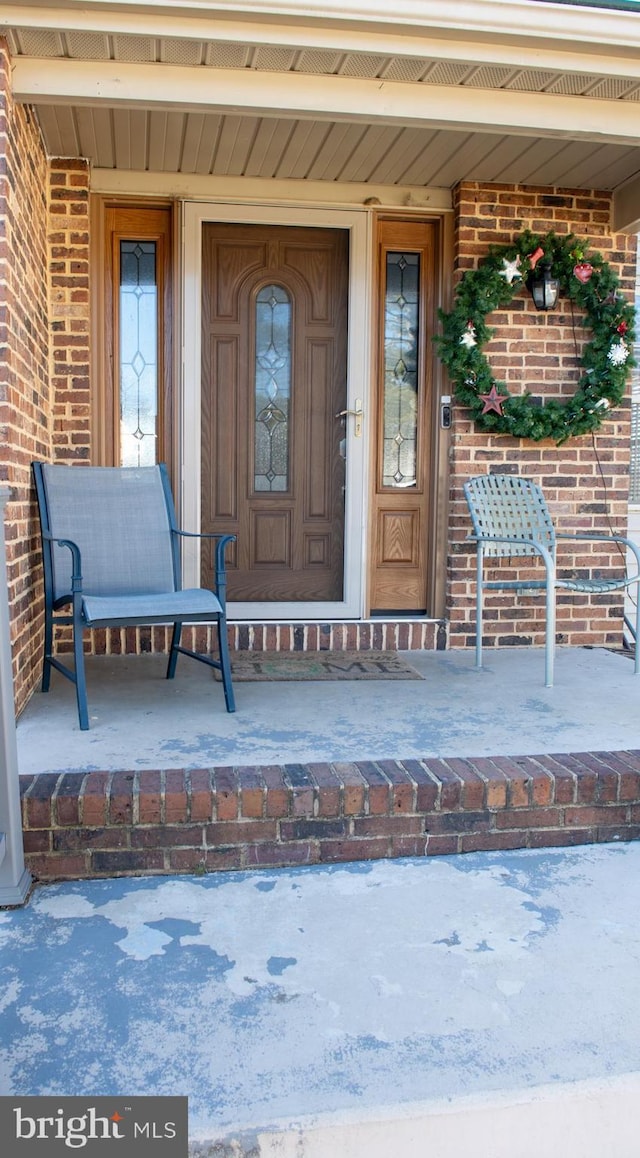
[335,398,363,438]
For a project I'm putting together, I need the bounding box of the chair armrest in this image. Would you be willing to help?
[173,529,235,562]
[173,530,234,540]
[42,531,83,591]
[173,530,236,600]
[467,534,555,571]
[558,531,636,546]
[557,532,640,575]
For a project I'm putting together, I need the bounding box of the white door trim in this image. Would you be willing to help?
[182,199,371,619]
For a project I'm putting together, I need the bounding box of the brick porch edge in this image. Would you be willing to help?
[18,751,640,882]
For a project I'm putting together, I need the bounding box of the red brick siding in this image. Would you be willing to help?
[49,158,91,465]
[47,159,91,661]
[0,39,91,711]
[0,41,51,715]
[447,182,637,653]
[62,618,446,660]
[19,750,640,881]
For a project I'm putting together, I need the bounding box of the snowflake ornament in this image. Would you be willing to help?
[607,340,629,367]
[498,256,522,284]
[460,323,477,348]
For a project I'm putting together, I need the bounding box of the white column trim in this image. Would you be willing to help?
[0,489,31,906]
[613,174,640,235]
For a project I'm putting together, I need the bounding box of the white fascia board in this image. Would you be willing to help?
[4,2,640,66]
[8,1,640,52]
[13,57,640,146]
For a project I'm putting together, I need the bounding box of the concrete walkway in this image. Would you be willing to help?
[15,645,640,773]
[2,843,640,1156]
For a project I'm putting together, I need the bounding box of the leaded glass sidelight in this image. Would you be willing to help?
[119,241,158,467]
[255,284,291,492]
[382,252,420,488]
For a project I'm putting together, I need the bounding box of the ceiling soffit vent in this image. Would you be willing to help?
[464,66,517,88]
[294,49,343,74]
[206,43,251,68]
[161,40,204,67]
[113,35,155,63]
[64,33,111,60]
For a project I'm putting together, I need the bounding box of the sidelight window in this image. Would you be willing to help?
[95,203,173,472]
[119,241,159,467]
[382,252,420,488]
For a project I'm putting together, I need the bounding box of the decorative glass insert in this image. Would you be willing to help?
[119,241,158,467]
[254,284,291,492]
[382,252,420,488]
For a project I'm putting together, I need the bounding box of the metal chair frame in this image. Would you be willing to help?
[33,461,236,729]
[463,473,640,686]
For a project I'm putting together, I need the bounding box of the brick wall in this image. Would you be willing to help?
[46,159,92,662]
[0,41,51,715]
[49,159,91,465]
[0,40,91,712]
[19,750,640,881]
[447,182,637,653]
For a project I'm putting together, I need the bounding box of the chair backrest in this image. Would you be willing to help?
[35,464,179,600]
[463,474,556,558]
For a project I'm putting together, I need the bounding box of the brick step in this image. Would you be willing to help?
[19,751,640,882]
[56,618,447,657]
[228,619,447,652]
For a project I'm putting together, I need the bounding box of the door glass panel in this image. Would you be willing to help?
[119,240,158,467]
[382,252,420,488]
[254,284,291,492]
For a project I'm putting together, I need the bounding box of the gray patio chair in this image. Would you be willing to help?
[463,473,640,687]
[33,462,236,729]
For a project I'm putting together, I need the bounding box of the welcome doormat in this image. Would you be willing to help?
[219,650,424,681]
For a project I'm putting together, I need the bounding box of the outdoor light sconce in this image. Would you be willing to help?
[527,259,560,311]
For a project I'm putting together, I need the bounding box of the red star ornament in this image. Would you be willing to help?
[478,385,506,415]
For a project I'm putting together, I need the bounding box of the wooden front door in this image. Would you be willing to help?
[201,223,348,602]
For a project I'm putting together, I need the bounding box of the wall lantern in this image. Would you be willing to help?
[528,259,560,311]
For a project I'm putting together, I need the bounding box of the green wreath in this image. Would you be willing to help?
[434,229,636,443]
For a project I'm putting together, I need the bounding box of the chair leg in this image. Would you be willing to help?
[72,602,89,731]
[545,584,556,688]
[475,548,483,670]
[42,605,53,693]
[634,581,640,676]
[167,622,182,679]
[217,615,235,713]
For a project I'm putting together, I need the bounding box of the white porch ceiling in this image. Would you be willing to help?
[4,1,640,221]
[26,105,640,192]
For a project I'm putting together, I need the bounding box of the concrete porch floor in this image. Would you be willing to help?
[5,644,640,1154]
[14,644,640,773]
